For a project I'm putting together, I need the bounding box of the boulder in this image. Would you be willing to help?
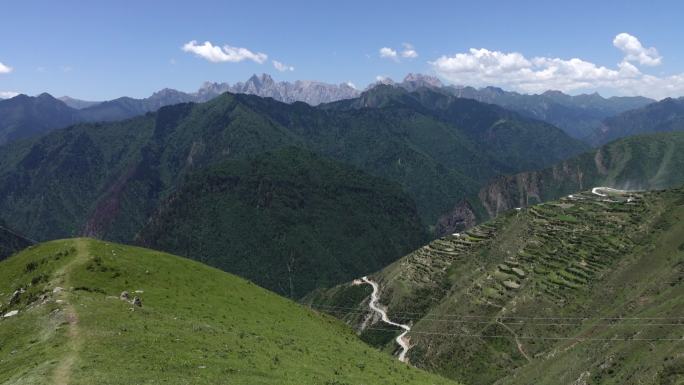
[9,288,25,306]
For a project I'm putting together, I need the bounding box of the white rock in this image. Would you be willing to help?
[3,310,19,318]
[53,287,64,294]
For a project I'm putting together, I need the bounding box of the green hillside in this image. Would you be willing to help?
[0,238,459,385]
[136,147,427,297]
[478,131,684,217]
[308,187,684,385]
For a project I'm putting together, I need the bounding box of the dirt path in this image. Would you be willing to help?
[52,239,89,385]
[360,276,412,363]
[497,320,531,362]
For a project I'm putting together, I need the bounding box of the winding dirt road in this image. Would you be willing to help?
[591,187,627,197]
[361,276,412,363]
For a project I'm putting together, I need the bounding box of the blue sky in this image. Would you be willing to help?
[1,0,683,100]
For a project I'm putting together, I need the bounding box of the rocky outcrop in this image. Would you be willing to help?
[478,160,590,218]
[434,200,477,237]
[477,131,684,218]
[195,74,361,105]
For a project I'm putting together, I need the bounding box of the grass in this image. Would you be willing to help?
[0,238,459,385]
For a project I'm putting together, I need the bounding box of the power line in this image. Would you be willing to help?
[364,327,684,342]
[0,224,37,244]
[315,308,684,327]
[308,304,684,321]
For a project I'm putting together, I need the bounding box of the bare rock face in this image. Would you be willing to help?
[478,172,545,218]
[195,74,361,106]
[119,291,130,301]
[9,288,25,306]
[435,200,477,237]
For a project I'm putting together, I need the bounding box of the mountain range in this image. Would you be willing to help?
[0,73,667,147]
[0,87,586,296]
[0,74,361,145]
[1,72,684,385]
[446,84,654,141]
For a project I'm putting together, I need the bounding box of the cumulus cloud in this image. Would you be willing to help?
[182,40,267,64]
[613,33,661,66]
[380,44,418,61]
[0,61,12,74]
[401,43,418,59]
[379,47,398,60]
[272,60,294,72]
[430,33,684,99]
[0,91,19,99]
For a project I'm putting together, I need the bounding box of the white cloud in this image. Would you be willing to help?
[0,91,19,99]
[0,61,12,74]
[613,33,661,66]
[379,47,398,60]
[182,40,267,64]
[380,44,419,61]
[401,43,418,59]
[430,33,684,99]
[272,60,294,72]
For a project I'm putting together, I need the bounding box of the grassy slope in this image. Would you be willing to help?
[309,188,684,385]
[0,238,459,385]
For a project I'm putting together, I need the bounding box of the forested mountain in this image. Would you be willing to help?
[136,147,428,297]
[592,97,684,145]
[0,93,80,145]
[0,89,585,295]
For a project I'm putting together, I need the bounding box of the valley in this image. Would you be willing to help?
[2,5,684,381]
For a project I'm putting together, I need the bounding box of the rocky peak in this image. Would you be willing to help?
[402,73,443,89]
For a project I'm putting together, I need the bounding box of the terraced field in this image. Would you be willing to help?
[307,188,684,385]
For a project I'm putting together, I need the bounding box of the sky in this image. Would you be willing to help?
[1,0,684,100]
